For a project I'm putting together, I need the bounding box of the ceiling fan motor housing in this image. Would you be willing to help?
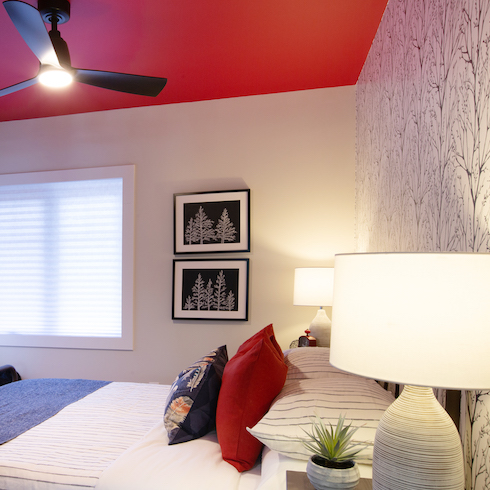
[38,0,70,24]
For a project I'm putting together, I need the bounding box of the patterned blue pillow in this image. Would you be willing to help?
[164,345,228,444]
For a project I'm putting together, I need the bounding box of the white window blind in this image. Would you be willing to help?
[0,166,134,350]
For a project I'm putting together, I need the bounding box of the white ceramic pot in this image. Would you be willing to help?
[306,456,360,490]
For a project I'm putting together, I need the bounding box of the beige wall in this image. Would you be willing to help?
[0,86,356,384]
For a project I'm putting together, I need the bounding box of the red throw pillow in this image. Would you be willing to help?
[216,324,287,472]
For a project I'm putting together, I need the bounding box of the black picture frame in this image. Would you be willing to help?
[174,189,250,254]
[172,259,249,321]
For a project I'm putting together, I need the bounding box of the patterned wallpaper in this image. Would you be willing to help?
[355,0,490,488]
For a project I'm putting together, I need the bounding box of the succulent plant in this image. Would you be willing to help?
[302,414,366,464]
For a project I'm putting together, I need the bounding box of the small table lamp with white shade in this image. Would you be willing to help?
[330,252,490,490]
[293,267,334,347]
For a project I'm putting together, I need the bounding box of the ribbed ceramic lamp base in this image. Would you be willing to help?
[373,385,464,490]
[308,309,332,347]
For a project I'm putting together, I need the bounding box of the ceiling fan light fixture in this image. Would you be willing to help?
[1,0,167,98]
[38,65,73,88]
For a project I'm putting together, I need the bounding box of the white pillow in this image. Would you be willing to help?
[247,375,394,464]
[283,347,349,381]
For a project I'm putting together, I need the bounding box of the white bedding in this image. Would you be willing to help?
[0,381,261,490]
[94,421,372,490]
[0,382,170,489]
[0,375,378,489]
[95,421,260,490]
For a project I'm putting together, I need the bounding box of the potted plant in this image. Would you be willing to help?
[302,414,365,490]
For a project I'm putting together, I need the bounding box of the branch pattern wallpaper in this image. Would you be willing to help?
[356,0,490,488]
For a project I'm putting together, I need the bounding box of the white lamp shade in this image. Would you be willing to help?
[293,268,334,307]
[330,252,490,390]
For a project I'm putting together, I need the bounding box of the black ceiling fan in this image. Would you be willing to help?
[0,0,167,97]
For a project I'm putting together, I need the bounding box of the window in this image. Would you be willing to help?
[0,165,134,350]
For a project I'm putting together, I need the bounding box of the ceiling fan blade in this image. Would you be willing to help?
[0,76,38,97]
[3,0,60,67]
[73,68,167,97]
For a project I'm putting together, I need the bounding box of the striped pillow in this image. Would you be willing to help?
[247,375,394,464]
[283,347,349,381]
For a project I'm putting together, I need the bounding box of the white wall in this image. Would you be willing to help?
[0,86,356,384]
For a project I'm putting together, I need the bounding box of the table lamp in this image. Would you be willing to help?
[330,252,490,490]
[293,268,334,347]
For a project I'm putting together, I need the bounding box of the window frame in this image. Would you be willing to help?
[0,165,134,351]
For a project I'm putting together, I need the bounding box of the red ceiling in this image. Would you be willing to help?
[0,0,388,123]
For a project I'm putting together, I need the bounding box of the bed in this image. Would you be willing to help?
[0,325,395,490]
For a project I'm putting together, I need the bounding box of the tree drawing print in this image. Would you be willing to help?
[225,290,235,311]
[185,207,216,244]
[213,270,227,310]
[182,268,239,312]
[189,273,206,310]
[204,279,214,310]
[184,218,195,245]
[183,200,240,246]
[215,209,237,243]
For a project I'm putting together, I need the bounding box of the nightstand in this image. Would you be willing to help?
[286,471,372,490]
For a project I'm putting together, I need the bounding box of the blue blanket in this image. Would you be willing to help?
[0,378,111,444]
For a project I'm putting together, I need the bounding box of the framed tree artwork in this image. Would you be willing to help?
[172,259,249,321]
[174,189,250,254]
